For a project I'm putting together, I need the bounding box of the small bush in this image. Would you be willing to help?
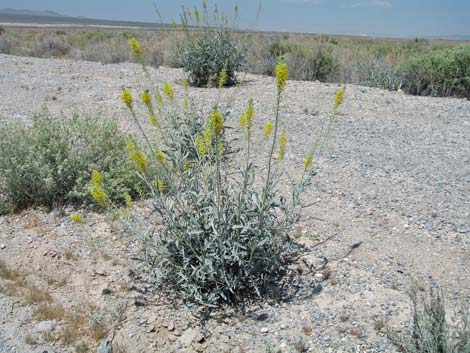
[168,4,245,87]
[0,113,147,213]
[355,58,402,91]
[29,38,70,57]
[179,29,245,87]
[0,26,5,36]
[400,46,470,98]
[388,283,470,353]
[268,42,339,82]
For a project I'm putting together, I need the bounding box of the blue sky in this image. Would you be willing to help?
[1,0,469,37]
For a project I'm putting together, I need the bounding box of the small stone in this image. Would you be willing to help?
[0,244,5,249]
[167,321,175,331]
[147,325,156,333]
[260,327,269,334]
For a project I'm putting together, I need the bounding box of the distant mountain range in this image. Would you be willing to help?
[0,8,469,41]
[0,8,65,17]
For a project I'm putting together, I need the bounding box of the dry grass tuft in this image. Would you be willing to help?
[33,304,66,321]
[24,284,52,304]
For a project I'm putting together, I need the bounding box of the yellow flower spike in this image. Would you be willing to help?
[202,0,207,9]
[334,87,346,110]
[128,37,142,57]
[276,130,288,160]
[263,122,273,139]
[121,88,133,110]
[125,194,133,208]
[70,213,84,224]
[218,67,228,88]
[244,98,254,131]
[156,150,167,165]
[303,151,314,173]
[141,90,152,108]
[203,127,212,147]
[218,142,224,155]
[210,109,224,137]
[127,141,148,173]
[183,77,189,93]
[149,114,158,126]
[91,185,107,205]
[194,7,200,23]
[195,135,206,156]
[163,82,174,101]
[275,61,289,93]
[172,20,177,29]
[183,99,189,109]
[155,179,165,193]
[91,170,103,186]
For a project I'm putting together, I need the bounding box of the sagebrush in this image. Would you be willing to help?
[0,113,147,213]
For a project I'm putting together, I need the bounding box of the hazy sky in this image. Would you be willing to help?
[1,0,469,37]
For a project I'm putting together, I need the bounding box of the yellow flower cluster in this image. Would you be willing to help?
[276,61,289,93]
[303,151,313,173]
[218,67,228,88]
[141,90,152,108]
[128,38,142,57]
[239,98,255,133]
[263,122,273,139]
[195,135,206,156]
[149,114,158,126]
[334,87,346,110]
[183,77,189,94]
[210,109,224,137]
[276,130,287,160]
[125,194,133,208]
[195,124,214,157]
[70,213,84,224]
[127,141,148,173]
[90,170,107,205]
[121,88,133,109]
[163,83,174,101]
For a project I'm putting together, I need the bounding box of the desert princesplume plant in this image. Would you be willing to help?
[101,34,346,306]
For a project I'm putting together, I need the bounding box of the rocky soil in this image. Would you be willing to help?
[0,53,469,353]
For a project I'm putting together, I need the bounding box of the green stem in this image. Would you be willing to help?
[263,91,281,204]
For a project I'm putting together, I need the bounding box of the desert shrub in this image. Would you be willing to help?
[179,29,244,87]
[400,46,470,98]
[0,113,147,213]
[388,283,470,353]
[28,37,70,57]
[80,38,132,64]
[171,4,245,86]
[0,26,5,36]
[267,42,339,82]
[355,58,402,91]
[102,38,345,306]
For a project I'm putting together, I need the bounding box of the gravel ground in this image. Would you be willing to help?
[0,54,469,353]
